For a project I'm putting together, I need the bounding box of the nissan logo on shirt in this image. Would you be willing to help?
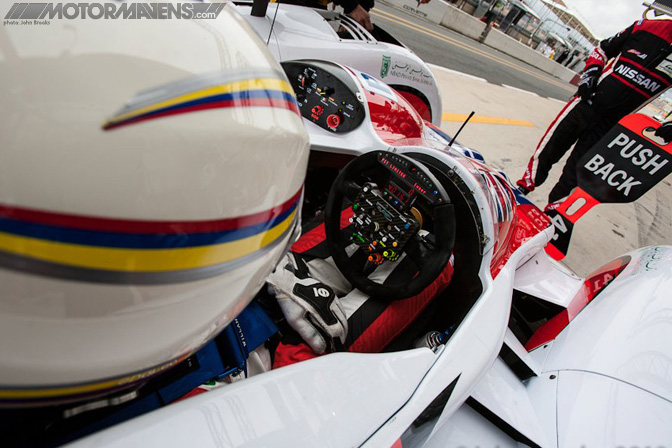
[613,63,664,95]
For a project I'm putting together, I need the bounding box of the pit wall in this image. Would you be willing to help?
[378,0,580,83]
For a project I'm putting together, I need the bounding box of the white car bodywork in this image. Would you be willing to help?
[230,1,444,126]
[69,243,672,448]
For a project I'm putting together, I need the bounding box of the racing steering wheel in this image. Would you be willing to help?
[325,151,455,301]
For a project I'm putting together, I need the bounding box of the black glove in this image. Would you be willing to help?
[654,121,672,143]
[577,65,602,101]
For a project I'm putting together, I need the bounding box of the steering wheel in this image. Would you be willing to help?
[325,151,455,301]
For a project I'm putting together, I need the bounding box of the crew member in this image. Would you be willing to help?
[517,18,672,210]
[338,0,375,31]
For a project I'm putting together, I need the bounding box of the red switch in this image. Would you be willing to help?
[326,114,341,129]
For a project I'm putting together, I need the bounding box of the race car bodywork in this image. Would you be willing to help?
[2,3,672,448]
[230,0,443,125]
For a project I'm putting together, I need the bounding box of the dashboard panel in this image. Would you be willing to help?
[282,61,365,133]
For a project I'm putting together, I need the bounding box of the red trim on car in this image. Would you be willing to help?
[292,208,354,253]
[525,255,631,351]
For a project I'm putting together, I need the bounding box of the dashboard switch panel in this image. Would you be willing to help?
[282,61,365,134]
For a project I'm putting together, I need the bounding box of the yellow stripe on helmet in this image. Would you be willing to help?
[0,210,296,272]
[105,78,295,125]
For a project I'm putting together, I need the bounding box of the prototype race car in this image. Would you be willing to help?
[2,2,672,448]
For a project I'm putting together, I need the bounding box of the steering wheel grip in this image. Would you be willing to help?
[325,151,455,301]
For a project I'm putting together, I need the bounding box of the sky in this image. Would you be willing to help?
[561,0,653,40]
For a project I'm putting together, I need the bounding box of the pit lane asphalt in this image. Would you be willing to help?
[372,3,575,102]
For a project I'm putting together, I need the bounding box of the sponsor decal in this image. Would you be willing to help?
[627,48,648,59]
[632,246,672,274]
[380,55,391,79]
[656,53,672,78]
[613,63,663,94]
[632,245,672,273]
[401,0,432,17]
[402,4,428,18]
[389,61,434,87]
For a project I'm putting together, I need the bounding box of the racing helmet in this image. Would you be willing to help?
[0,3,309,405]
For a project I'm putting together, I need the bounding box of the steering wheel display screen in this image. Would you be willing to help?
[378,152,444,209]
[282,61,365,133]
[325,151,455,300]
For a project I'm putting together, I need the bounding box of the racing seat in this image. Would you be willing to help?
[270,207,454,369]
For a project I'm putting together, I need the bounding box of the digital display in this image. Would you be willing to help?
[379,158,407,179]
[413,182,427,195]
[387,181,414,206]
[378,152,442,206]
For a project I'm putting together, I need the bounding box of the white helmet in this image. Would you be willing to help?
[0,3,308,405]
